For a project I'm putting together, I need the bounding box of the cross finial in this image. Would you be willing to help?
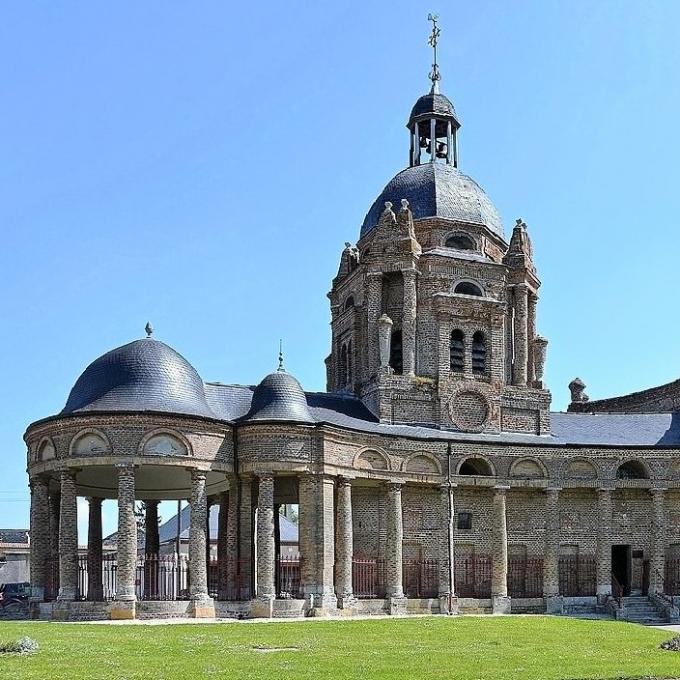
[145,321,154,338]
[427,13,441,93]
[277,339,285,372]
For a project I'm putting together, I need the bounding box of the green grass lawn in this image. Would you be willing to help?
[1,616,679,679]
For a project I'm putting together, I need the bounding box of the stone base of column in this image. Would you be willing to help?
[492,595,511,615]
[251,595,275,618]
[596,584,612,605]
[305,592,339,616]
[337,594,357,610]
[56,586,77,602]
[388,596,408,616]
[110,600,136,620]
[544,595,563,615]
[190,597,215,619]
[51,601,72,621]
[438,595,459,615]
[29,586,45,602]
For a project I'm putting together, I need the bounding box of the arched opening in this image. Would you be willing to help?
[472,331,487,374]
[390,330,403,374]
[344,296,355,311]
[445,232,475,251]
[616,460,648,480]
[459,457,493,476]
[347,340,353,387]
[450,329,464,372]
[454,281,483,297]
[339,344,348,387]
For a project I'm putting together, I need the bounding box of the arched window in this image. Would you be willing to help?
[347,340,353,387]
[472,331,487,374]
[339,344,348,387]
[344,296,355,311]
[459,457,493,476]
[454,281,483,297]
[445,233,476,251]
[390,330,403,374]
[616,461,648,480]
[450,329,464,372]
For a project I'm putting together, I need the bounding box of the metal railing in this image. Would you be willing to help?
[454,554,492,598]
[508,557,543,598]
[277,556,302,599]
[352,558,386,599]
[558,555,596,597]
[403,559,439,598]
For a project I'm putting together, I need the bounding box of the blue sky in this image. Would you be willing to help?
[2,0,680,535]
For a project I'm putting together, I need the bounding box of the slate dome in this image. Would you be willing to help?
[243,370,314,423]
[360,162,503,238]
[61,338,215,418]
[408,92,458,124]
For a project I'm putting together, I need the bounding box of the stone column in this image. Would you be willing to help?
[255,473,276,613]
[335,477,355,608]
[378,314,393,370]
[527,293,537,385]
[491,486,511,613]
[438,483,458,614]
[367,272,383,377]
[238,477,253,598]
[512,284,529,387]
[113,464,137,618]
[402,269,417,376]
[437,313,450,382]
[57,469,78,602]
[189,469,214,616]
[143,500,160,600]
[48,490,61,597]
[650,488,667,594]
[596,488,613,600]
[87,497,104,601]
[226,485,239,597]
[543,488,562,613]
[385,482,405,611]
[217,491,229,599]
[29,477,50,601]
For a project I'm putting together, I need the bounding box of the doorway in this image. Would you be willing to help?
[612,545,631,596]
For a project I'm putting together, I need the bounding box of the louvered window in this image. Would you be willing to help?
[472,331,487,374]
[450,329,464,372]
[390,330,403,375]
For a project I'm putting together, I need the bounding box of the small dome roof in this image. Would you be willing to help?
[243,370,314,423]
[360,163,503,238]
[62,338,215,418]
[408,92,458,125]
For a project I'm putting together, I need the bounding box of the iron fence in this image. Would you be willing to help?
[558,555,596,596]
[454,554,492,598]
[402,559,439,598]
[665,559,680,595]
[352,558,386,599]
[277,555,302,598]
[508,557,543,598]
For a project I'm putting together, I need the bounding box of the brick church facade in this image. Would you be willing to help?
[24,29,680,621]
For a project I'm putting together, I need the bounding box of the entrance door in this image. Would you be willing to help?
[612,545,631,596]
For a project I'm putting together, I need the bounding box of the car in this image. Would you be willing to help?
[0,582,31,605]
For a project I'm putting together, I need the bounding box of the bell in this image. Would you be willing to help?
[419,136,429,149]
[436,142,447,159]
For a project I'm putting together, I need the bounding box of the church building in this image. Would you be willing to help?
[24,19,680,621]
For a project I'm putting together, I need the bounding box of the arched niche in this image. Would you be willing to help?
[510,458,545,479]
[38,438,56,462]
[616,460,649,480]
[563,458,598,480]
[404,453,441,475]
[354,448,390,471]
[140,431,190,457]
[458,456,494,476]
[70,430,110,457]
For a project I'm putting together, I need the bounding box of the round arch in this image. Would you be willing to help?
[457,455,495,476]
[509,457,547,479]
[69,428,112,457]
[402,452,442,475]
[353,447,391,472]
[138,429,192,457]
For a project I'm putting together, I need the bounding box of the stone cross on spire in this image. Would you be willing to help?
[427,13,441,93]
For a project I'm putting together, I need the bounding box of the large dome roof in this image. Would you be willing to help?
[360,163,503,238]
[242,370,314,423]
[61,338,215,418]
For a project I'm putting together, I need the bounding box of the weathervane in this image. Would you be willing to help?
[427,13,441,92]
[277,339,285,372]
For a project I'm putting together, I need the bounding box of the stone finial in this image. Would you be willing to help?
[532,336,549,386]
[145,322,153,338]
[569,377,589,403]
[277,339,285,372]
[400,199,409,211]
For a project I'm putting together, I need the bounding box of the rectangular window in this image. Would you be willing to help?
[457,511,472,531]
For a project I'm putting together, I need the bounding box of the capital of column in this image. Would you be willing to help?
[257,472,274,483]
[493,485,510,495]
[545,487,562,495]
[651,487,668,495]
[337,476,354,488]
[116,462,135,476]
[188,467,207,481]
[598,487,614,494]
[58,466,78,481]
[386,481,403,492]
[86,496,104,506]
